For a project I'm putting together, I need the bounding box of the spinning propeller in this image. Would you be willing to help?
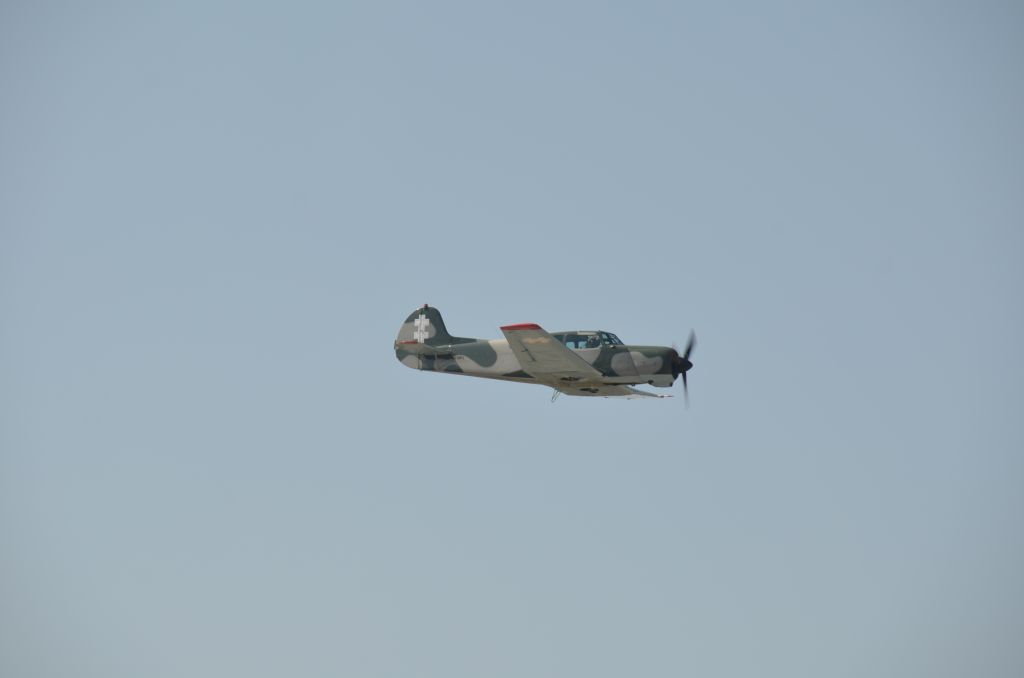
[671,331,696,406]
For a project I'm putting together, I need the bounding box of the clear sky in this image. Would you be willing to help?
[2,2,1022,677]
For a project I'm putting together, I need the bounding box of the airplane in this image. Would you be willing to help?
[394,305,695,400]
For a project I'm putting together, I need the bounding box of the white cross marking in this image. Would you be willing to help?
[413,314,431,343]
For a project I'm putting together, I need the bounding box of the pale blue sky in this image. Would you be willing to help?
[2,2,1022,677]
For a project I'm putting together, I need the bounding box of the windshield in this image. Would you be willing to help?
[601,332,623,346]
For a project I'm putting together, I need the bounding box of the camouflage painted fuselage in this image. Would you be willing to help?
[394,306,678,391]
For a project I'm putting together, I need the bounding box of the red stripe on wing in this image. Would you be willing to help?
[501,323,542,331]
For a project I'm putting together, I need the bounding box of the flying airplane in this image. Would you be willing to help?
[394,305,695,400]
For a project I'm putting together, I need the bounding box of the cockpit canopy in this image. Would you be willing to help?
[550,331,623,349]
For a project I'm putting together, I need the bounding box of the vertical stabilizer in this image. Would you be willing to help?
[394,305,453,348]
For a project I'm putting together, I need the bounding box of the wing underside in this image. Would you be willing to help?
[557,385,671,399]
[501,323,669,399]
[500,323,603,385]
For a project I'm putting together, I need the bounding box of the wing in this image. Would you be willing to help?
[558,385,672,399]
[500,323,603,385]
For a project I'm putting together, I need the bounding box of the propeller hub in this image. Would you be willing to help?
[671,357,693,378]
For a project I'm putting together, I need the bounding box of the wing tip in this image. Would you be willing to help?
[501,323,542,331]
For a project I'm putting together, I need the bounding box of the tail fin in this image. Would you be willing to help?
[395,304,454,348]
